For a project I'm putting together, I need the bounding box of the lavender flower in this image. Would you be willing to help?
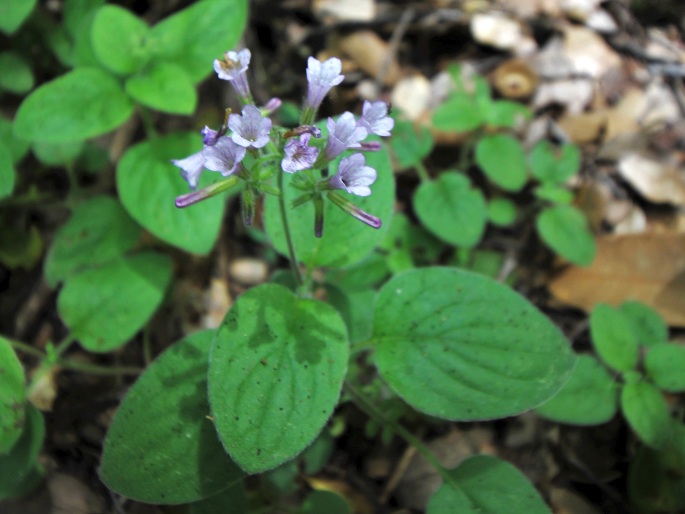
[306,57,345,110]
[203,137,247,176]
[201,126,220,146]
[327,191,382,229]
[282,133,319,173]
[171,151,206,190]
[214,49,252,101]
[328,153,377,197]
[357,101,394,137]
[228,104,272,149]
[321,112,368,162]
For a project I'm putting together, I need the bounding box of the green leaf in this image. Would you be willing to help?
[414,172,487,248]
[57,252,172,352]
[0,141,16,200]
[373,268,575,420]
[620,300,668,347]
[535,354,619,425]
[31,140,84,166]
[628,443,685,514]
[13,68,134,143]
[432,92,485,132]
[125,62,197,114]
[325,252,390,292]
[427,455,551,514]
[529,141,580,185]
[325,284,375,344]
[536,205,596,266]
[0,117,30,163]
[44,196,141,287]
[264,139,394,268]
[484,100,531,128]
[621,381,673,449]
[474,134,527,191]
[117,132,225,255]
[487,197,517,226]
[100,331,244,504]
[389,119,434,169]
[378,212,442,274]
[149,0,248,83]
[533,184,575,204]
[0,0,37,34]
[645,344,685,392]
[0,404,44,501]
[0,52,34,93]
[187,482,248,514]
[208,284,349,473]
[0,224,43,270]
[590,303,639,372]
[64,0,104,67]
[91,5,150,75]
[299,490,351,514]
[0,337,26,454]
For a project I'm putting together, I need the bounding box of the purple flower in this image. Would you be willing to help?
[328,153,377,197]
[171,151,206,190]
[357,101,394,137]
[322,112,368,161]
[203,137,247,176]
[305,57,345,110]
[228,104,272,149]
[282,133,319,173]
[327,191,382,229]
[201,126,220,146]
[214,49,252,100]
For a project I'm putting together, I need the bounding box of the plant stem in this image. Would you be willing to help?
[53,334,76,359]
[8,339,45,358]
[138,105,158,139]
[58,360,142,376]
[414,160,431,183]
[343,380,463,492]
[277,168,304,288]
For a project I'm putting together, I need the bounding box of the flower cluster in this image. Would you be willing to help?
[171,49,394,236]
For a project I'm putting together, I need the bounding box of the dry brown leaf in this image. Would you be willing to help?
[617,151,685,206]
[337,31,400,86]
[28,364,60,412]
[562,25,621,77]
[312,0,376,22]
[305,476,375,514]
[557,110,607,143]
[49,473,104,514]
[470,12,536,54]
[548,233,685,326]
[550,486,604,514]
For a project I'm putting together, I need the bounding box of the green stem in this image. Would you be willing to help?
[414,160,431,183]
[58,360,142,376]
[8,339,45,358]
[277,163,304,288]
[343,380,462,491]
[138,105,158,139]
[52,334,76,359]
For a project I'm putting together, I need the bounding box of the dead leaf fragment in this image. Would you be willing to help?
[493,58,539,99]
[391,74,431,120]
[549,233,685,326]
[337,31,400,86]
[313,0,376,22]
[617,152,685,206]
[470,13,536,54]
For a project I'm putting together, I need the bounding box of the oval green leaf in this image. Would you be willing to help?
[0,52,34,94]
[0,337,26,454]
[13,68,134,143]
[0,141,15,200]
[474,133,527,192]
[57,252,172,352]
[529,141,581,185]
[432,92,485,133]
[149,0,248,83]
[590,303,639,372]
[535,354,619,425]
[125,62,197,114]
[621,381,673,449]
[91,5,150,75]
[264,140,394,268]
[0,404,44,501]
[427,455,551,514]
[645,344,685,392]
[373,268,576,421]
[414,172,487,248]
[117,132,225,255]
[487,197,518,227]
[44,196,141,287]
[208,283,349,473]
[620,300,668,347]
[536,205,596,266]
[0,0,37,34]
[100,331,244,504]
